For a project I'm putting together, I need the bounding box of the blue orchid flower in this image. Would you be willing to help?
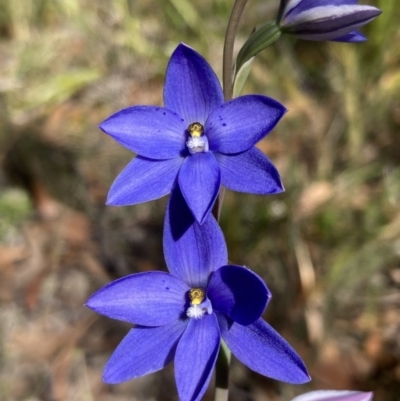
[86,188,310,401]
[277,0,382,42]
[99,43,286,224]
[291,390,373,401]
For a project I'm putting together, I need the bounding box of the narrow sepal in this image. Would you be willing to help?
[175,314,220,401]
[178,152,221,224]
[99,106,186,159]
[215,147,284,195]
[206,95,286,154]
[164,186,228,288]
[103,321,187,383]
[107,156,183,206]
[164,43,224,125]
[218,316,310,384]
[86,272,189,326]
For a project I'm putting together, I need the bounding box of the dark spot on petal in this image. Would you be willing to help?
[163,112,166,115]
[166,287,170,290]
[222,123,226,127]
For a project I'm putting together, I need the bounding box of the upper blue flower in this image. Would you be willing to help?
[86,189,310,401]
[277,0,382,42]
[99,43,286,224]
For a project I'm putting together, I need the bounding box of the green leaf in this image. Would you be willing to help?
[233,56,255,97]
[235,21,281,76]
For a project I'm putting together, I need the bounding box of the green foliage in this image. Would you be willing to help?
[0,189,32,242]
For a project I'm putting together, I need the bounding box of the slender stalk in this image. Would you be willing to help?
[222,0,248,101]
[214,341,231,401]
[214,3,248,401]
[214,0,248,221]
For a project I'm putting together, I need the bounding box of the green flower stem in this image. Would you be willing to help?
[214,341,232,401]
[222,0,248,101]
[215,0,249,221]
[214,3,249,400]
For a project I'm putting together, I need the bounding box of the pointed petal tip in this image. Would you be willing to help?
[274,181,285,193]
[284,361,311,384]
[98,118,107,130]
[184,196,214,226]
[98,122,105,132]
[103,370,125,385]
[105,191,115,205]
[286,369,311,385]
[98,117,115,136]
[106,189,132,206]
[103,372,116,384]
[178,153,221,227]
[198,210,211,225]
[85,291,99,311]
[373,8,383,17]
[193,205,215,226]
[176,42,192,51]
[303,373,312,384]
[105,192,122,206]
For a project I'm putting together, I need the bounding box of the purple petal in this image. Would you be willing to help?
[103,321,187,383]
[206,95,286,154]
[178,153,221,224]
[99,106,186,159]
[164,186,228,287]
[333,30,366,42]
[215,147,284,195]
[283,0,358,21]
[282,5,381,42]
[164,43,224,126]
[107,156,184,206]
[219,316,310,384]
[86,272,189,326]
[208,265,271,326]
[164,185,196,240]
[291,390,374,401]
[175,314,220,401]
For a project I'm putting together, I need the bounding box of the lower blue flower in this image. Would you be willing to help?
[86,192,310,401]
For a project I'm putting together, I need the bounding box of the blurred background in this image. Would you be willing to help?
[0,0,399,400]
